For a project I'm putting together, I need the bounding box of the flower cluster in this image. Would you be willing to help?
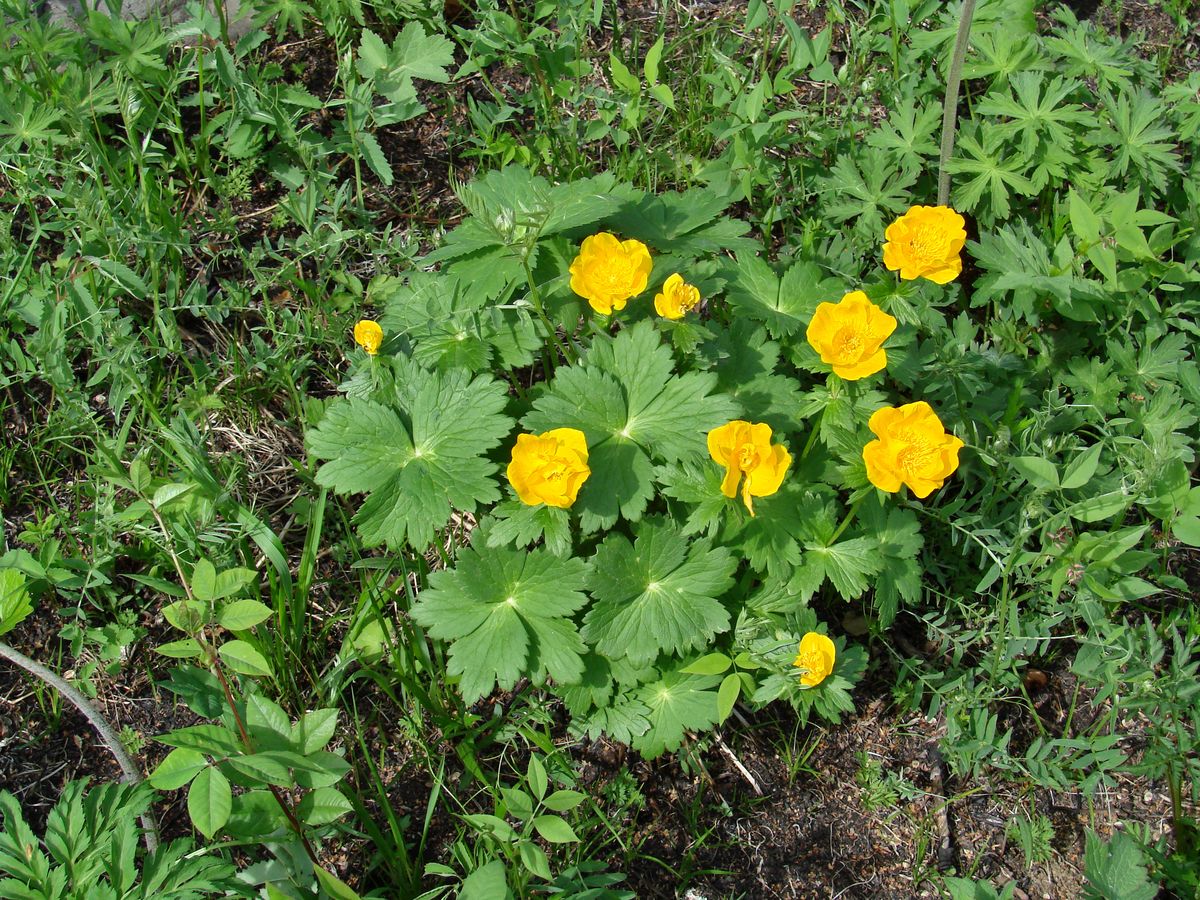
[349,210,966,693]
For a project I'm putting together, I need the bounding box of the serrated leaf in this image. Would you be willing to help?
[187,766,231,838]
[523,323,737,530]
[582,520,736,666]
[721,254,843,338]
[792,536,883,601]
[485,500,572,557]
[411,539,590,702]
[218,640,273,677]
[358,132,393,186]
[307,361,512,550]
[631,670,721,757]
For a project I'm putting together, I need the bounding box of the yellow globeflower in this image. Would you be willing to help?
[568,232,653,315]
[882,205,967,284]
[863,401,964,498]
[354,319,383,355]
[707,420,791,516]
[654,273,701,320]
[805,290,897,380]
[506,428,591,509]
[793,632,836,687]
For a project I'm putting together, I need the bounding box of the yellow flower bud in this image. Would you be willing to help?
[805,290,897,380]
[354,319,383,355]
[568,232,653,315]
[863,401,965,498]
[706,420,791,516]
[506,428,591,509]
[653,273,701,320]
[793,632,835,687]
[882,205,967,284]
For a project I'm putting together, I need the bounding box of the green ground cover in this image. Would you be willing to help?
[0,0,1198,896]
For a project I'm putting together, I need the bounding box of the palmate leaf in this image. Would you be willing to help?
[629,669,721,758]
[946,125,1038,223]
[720,253,844,339]
[582,519,737,667]
[523,321,738,531]
[306,357,512,551]
[411,538,591,703]
[821,148,918,240]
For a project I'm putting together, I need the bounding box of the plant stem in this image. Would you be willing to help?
[522,256,575,366]
[937,0,978,207]
[829,493,868,544]
[0,641,160,854]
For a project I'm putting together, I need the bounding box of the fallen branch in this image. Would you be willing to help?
[0,640,159,854]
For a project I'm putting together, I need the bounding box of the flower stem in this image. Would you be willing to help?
[829,493,868,545]
[937,0,978,207]
[522,256,575,367]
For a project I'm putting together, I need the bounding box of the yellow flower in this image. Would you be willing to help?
[863,401,965,498]
[654,273,701,320]
[354,319,383,355]
[805,290,898,380]
[506,428,591,509]
[707,420,791,516]
[568,232,653,315]
[793,632,835,687]
[882,205,967,284]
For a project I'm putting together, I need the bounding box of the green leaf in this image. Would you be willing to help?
[297,787,354,826]
[523,322,737,531]
[293,708,339,754]
[532,814,579,844]
[157,638,204,659]
[526,755,547,801]
[582,520,736,667]
[1068,188,1102,244]
[1060,444,1104,490]
[218,640,274,677]
[542,789,586,812]
[1082,829,1158,900]
[218,599,273,631]
[187,766,232,838]
[0,569,32,637]
[460,861,512,900]
[307,361,513,550]
[792,536,883,601]
[486,499,572,557]
[721,254,843,339]
[358,132,393,186]
[1172,516,1200,547]
[609,51,640,94]
[717,672,741,722]
[519,842,552,881]
[191,558,217,603]
[643,35,664,85]
[149,748,208,790]
[411,538,591,703]
[246,694,293,749]
[681,653,732,676]
[315,867,362,900]
[1011,456,1060,490]
[631,670,721,757]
